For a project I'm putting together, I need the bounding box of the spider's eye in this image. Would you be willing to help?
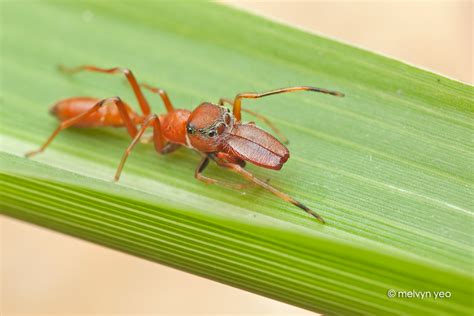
[226,108,231,113]
[216,124,225,135]
[186,124,195,134]
[208,130,216,137]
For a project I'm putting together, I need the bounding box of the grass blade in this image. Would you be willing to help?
[1,1,472,314]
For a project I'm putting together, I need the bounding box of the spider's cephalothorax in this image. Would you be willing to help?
[186,103,234,152]
[186,102,289,170]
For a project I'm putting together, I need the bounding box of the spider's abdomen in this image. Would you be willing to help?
[50,97,141,128]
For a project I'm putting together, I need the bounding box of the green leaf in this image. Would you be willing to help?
[1,1,473,314]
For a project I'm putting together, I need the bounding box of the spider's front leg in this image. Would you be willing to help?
[194,154,257,190]
[219,98,289,144]
[214,156,325,223]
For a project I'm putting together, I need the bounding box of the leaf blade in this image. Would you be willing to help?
[1,1,473,314]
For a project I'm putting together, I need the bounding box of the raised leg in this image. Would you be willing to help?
[59,65,152,115]
[25,97,138,158]
[219,98,289,144]
[231,86,344,121]
[214,159,325,223]
[114,114,172,181]
[139,83,174,113]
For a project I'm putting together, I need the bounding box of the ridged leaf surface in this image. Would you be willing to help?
[1,1,472,314]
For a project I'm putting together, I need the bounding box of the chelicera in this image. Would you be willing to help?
[26,65,344,223]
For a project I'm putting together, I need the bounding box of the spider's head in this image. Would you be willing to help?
[186,102,234,152]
